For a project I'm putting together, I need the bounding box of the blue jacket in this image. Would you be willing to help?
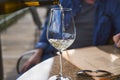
[35,0,120,52]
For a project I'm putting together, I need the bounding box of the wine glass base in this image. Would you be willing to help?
[48,75,71,80]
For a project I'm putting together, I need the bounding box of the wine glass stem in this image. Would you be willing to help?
[59,51,63,76]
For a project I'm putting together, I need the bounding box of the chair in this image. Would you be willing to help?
[16,6,50,74]
[16,50,37,74]
[16,7,41,74]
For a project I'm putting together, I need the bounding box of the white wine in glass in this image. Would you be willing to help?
[47,8,76,80]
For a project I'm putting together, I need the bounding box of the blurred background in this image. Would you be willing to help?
[0,6,48,80]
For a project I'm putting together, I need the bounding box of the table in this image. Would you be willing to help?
[17,45,120,80]
[17,56,89,80]
[62,45,120,80]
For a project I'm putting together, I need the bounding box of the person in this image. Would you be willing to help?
[113,33,120,47]
[21,0,120,73]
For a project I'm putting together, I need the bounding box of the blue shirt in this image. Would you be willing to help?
[35,0,120,52]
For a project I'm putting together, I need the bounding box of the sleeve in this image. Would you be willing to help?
[35,16,50,49]
[111,0,120,34]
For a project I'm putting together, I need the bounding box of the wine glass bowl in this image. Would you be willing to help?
[47,8,76,80]
[47,8,76,51]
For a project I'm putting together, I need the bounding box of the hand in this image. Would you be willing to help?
[113,33,120,48]
[20,49,43,73]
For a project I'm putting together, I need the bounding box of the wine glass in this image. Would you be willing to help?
[47,8,76,80]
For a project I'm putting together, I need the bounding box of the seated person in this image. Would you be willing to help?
[20,0,120,73]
